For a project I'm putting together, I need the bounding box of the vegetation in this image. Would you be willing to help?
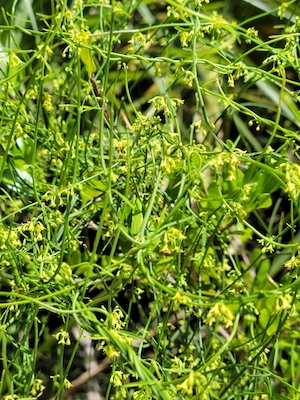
[1,0,300,398]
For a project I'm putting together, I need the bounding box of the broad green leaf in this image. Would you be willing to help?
[80,46,96,76]
[80,178,107,206]
[266,314,281,336]
[131,198,143,236]
[258,307,270,330]
[188,150,202,170]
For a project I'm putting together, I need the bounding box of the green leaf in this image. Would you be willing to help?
[266,314,281,336]
[80,46,96,76]
[80,178,107,206]
[257,193,272,209]
[258,307,270,330]
[201,181,223,210]
[131,198,143,236]
[188,150,202,170]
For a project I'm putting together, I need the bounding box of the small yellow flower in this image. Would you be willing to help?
[179,29,194,47]
[176,375,193,396]
[245,27,258,44]
[128,32,149,53]
[8,52,24,67]
[63,378,73,389]
[204,302,234,328]
[30,378,46,397]
[167,6,181,20]
[111,307,126,329]
[258,236,276,254]
[105,344,120,358]
[110,370,129,387]
[51,374,72,389]
[43,92,54,113]
[171,355,185,370]
[50,374,60,385]
[285,255,300,271]
[275,294,297,316]
[53,329,71,346]
[161,156,176,174]
[148,96,184,116]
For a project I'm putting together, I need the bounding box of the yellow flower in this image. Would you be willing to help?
[285,255,300,271]
[161,156,176,174]
[110,370,129,387]
[53,329,71,345]
[204,302,234,328]
[63,378,73,389]
[105,344,120,358]
[30,378,45,397]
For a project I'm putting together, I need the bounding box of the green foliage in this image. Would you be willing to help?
[1,0,300,399]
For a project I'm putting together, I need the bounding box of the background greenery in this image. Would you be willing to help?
[1,0,300,399]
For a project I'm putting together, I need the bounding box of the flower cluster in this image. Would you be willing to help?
[128,32,151,54]
[257,236,277,254]
[50,374,72,389]
[148,96,184,117]
[176,370,221,399]
[204,301,235,328]
[53,329,71,346]
[285,254,300,276]
[160,227,187,254]
[30,378,46,397]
